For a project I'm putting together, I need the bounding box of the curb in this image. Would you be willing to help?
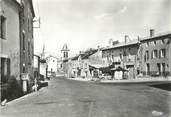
[5,91,38,106]
[99,79,171,84]
[67,78,92,82]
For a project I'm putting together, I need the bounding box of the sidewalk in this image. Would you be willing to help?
[100,77,171,84]
[1,80,50,107]
[67,77,91,82]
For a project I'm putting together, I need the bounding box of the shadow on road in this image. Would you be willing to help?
[149,83,171,91]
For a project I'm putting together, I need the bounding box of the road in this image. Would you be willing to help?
[1,76,171,117]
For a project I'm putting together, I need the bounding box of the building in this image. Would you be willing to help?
[65,48,104,79]
[33,55,40,80]
[19,0,35,87]
[0,0,22,102]
[58,44,70,74]
[0,0,35,102]
[140,30,171,77]
[46,55,58,77]
[39,59,47,80]
[61,43,70,60]
[102,36,140,79]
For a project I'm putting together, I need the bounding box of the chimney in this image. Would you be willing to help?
[125,35,128,44]
[137,36,140,42]
[150,29,154,37]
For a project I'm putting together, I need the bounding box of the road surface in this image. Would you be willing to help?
[1,76,171,117]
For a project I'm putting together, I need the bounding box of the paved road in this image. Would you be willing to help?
[1,76,171,117]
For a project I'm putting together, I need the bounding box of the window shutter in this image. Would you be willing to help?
[156,50,158,58]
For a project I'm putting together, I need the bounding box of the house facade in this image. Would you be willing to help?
[46,55,58,77]
[140,30,171,77]
[33,55,40,80]
[19,0,35,83]
[64,48,104,79]
[102,39,140,79]
[0,0,21,83]
[0,0,35,101]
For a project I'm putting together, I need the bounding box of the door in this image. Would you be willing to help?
[157,63,161,75]
[146,63,150,75]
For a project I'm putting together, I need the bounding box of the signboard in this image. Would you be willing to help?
[21,73,29,80]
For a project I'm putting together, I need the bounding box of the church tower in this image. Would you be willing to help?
[61,44,70,60]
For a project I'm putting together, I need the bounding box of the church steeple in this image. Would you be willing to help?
[61,44,70,60]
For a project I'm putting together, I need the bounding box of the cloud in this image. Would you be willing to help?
[119,6,127,13]
[94,13,113,20]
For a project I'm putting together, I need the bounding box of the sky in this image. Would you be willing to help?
[33,0,171,57]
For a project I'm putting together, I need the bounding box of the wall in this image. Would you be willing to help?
[47,57,58,73]
[102,43,139,67]
[141,37,170,75]
[88,49,104,65]
[169,38,171,74]
[0,0,20,79]
[20,0,34,79]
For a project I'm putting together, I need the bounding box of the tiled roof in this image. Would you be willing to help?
[82,49,98,59]
[103,39,139,51]
[140,32,171,42]
[71,49,98,60]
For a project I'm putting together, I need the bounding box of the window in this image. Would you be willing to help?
[152,50,158,59]
[146,42,149,47]
[159,49,166,58]
[23,32,25,51]
[161,39,165,44]
[120,53,122,60]
[0,16,6,39]
[28,19,30,31]
[66,52,68,58]
[153,41,156,45]
[28,42,30,57]
[123,51,126,56]
[145,50,149,60]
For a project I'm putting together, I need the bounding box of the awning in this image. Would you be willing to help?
[89,64,104,69]
[110,66,128,72]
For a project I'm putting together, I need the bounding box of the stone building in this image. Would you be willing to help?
[19,0,35,84]
[65,48,104,79]
[102,37,140,79]
[0,0,21,82]
[0,0,35,101]
[139,30,171,77]
[58,44,69,74]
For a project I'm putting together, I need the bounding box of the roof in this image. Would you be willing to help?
[102,39,139,51]
[71,55,80,60]
[46,55,58,59]
[71,49,98,60]
[61,44,70,51]
[15,0,35,17]
[82,49,98,59]
[140,31,171,42]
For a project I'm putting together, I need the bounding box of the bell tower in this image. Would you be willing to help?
[61,44,70,60]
